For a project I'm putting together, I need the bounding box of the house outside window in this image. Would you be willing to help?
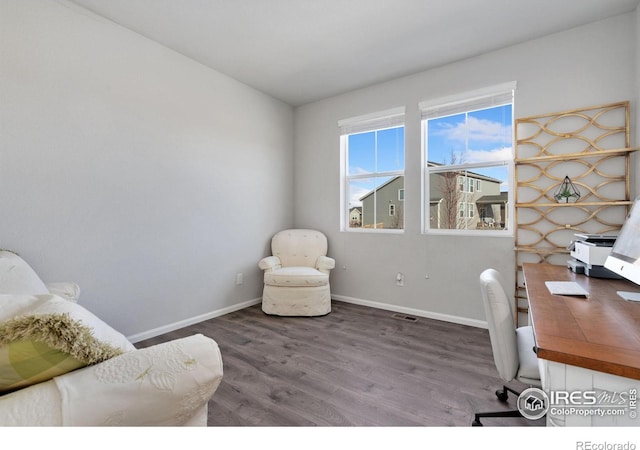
[339,107,405,231]
[420,82,515,235]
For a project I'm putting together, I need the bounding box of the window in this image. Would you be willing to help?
[339,107,405,231]
[421,82,515,234]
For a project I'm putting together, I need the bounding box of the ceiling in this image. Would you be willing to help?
[69,0,640,106]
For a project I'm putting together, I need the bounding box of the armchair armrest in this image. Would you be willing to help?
[53,334,223,426]
[316,256,335,274]
[46,282,81,302]
[258,256,281,272]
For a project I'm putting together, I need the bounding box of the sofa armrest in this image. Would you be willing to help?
[316,256,335,274]
[258,256,281,272]
[53,333,223,426]
[46,282,81,302]
[0,379,63,426]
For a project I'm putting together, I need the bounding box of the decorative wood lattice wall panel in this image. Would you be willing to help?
[514,101,638,325]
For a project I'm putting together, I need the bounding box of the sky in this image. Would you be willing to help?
[347,104,513,208]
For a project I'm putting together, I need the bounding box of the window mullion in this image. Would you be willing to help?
[429,161,508,173]
[373,131,378,227]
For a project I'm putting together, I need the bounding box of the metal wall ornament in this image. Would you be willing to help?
[553,176,581,203]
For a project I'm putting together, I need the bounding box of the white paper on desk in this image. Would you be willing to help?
[545,281,589,297]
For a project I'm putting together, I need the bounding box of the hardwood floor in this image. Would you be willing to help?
[136,301,544,427]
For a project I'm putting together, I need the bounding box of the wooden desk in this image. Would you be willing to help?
[523,263,640,426]
[523,262,640,380]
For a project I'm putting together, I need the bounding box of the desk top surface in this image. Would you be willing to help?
[523,263,640,380]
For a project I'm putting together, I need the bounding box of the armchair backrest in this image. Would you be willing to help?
[271,229,328,268]
[0,250,49,294]
[479,268,519,382]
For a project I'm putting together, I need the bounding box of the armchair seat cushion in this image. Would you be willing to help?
[264,266,329,287]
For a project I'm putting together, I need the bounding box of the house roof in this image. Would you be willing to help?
[477,193,509,204]
[426,162,504,184]
[359,176,403,201]
[359,168,503,202]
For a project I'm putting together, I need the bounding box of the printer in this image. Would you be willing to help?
[567,233,621,278]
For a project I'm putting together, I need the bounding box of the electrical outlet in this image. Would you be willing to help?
[236,273,244,285]
[396,272,404,287]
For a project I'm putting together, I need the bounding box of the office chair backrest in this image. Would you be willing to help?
[479,268,519,382]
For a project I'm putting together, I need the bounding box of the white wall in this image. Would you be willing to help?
[0,0,294,338]
[294,13,639,325]
[1,1,637,338]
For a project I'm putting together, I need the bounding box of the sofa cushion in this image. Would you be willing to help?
[264,266,329,287]
[0,251,49,295]
[0,294,135,394]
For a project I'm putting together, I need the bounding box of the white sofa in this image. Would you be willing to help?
[0,250,223,426]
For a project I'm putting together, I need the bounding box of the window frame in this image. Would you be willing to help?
[420,82,516,237]
[339,107,406,233]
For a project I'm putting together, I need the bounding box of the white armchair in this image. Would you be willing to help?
[258,229,335,316]
[0,250,223,426]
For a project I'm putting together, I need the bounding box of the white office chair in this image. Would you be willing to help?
[472,268,542,426]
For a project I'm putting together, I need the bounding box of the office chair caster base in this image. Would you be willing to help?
[495,385,521,403]
[471,409,523,426]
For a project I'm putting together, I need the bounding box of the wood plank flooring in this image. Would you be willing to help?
[136,301,544,427]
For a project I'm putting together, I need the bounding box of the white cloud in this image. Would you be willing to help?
[349,166,371,176]
[436,116,512,145]
[349,184,370,206]
[465,146,513,164]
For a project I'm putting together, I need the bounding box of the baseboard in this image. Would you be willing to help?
[332,294,488,329]
[127,297,262,343]
[128,294,487,343]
